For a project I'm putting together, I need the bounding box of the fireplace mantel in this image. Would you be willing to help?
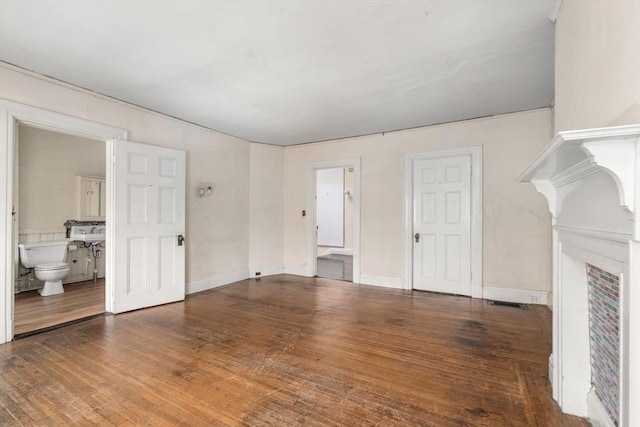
[519,125,639,427]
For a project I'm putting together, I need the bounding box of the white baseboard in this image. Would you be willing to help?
[482,286,549,305]
[587,388,615,427]
[284,265,311,277]
[249,265,284,278]
[186,270,249,295]
[360,274,404,289]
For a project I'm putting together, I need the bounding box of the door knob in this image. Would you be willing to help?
[177,235,185,246]
[415,233,420,243]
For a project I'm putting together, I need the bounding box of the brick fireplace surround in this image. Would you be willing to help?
[519,125,639,427]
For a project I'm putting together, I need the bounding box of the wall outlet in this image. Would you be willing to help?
[529,296,539,303]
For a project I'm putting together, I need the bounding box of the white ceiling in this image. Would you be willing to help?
[0,1,557,145]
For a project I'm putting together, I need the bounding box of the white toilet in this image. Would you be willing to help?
[18,240,70,296]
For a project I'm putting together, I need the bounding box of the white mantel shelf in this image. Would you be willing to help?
[519,124,640,427]
[519,124,640,238]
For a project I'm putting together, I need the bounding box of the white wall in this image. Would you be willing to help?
[316,167,345,247]
[249,143,284,276]
[0,64,278,289]
[1,60,555,301]
[18,125,105,230]
[554,0,640,133]
[316,167,354,256]
[284,108,552,293]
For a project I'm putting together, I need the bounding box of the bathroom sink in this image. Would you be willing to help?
[70,225,105,243]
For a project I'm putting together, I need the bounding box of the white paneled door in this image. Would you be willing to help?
[113,140,185,313]
[413,155,471,295]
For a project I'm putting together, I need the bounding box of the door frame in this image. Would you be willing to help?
[403,146,483,296]
[0,99,127,343]
[306,158,361,284]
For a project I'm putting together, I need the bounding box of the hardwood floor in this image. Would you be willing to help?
[14,279,105,336]
[1,275,587,426]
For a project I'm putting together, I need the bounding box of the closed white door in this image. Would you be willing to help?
[113,140,185,313]
[413,155,471,295]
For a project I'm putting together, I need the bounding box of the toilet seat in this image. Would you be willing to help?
[35,262,68,271]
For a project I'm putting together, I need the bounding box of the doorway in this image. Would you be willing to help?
[306,159,361,284]
[13,125,107,336]
[404,146,483,296]
[0,99,127,343]
[316,167,354,281]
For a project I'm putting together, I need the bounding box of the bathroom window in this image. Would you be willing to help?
[77,176,106,220]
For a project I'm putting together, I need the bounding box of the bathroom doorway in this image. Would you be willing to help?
[306,159,361,284]
[13,125,107,336]
[316,167,354,282]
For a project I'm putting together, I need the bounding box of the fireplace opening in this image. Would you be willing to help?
[587,263,620,426]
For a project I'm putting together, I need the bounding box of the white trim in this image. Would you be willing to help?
[403,145,483,296]
[249,265,285,278]
[554,225,632,244]
[587,389,616,427]
[518,125,640,183]
[550,158,601,187]
[359,275,404,289]
[186,270,250,295]
[0,99,127,344]
[306,159,361,284]
[482,286,549,305]
[518,125,640,229]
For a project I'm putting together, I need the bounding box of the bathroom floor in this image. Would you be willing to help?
[14,279,105,336]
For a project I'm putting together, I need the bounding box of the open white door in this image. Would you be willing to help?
[113,140,185,313]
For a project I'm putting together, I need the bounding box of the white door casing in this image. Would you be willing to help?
[404,146,482,296]
[413,155,471,295]
[113,140,185,313]
[306,159,361,283]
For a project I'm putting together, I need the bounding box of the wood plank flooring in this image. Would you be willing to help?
[1,275,587,426]
[14,279,105,336]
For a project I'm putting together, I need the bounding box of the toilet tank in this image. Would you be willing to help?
[18,240,69,268]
